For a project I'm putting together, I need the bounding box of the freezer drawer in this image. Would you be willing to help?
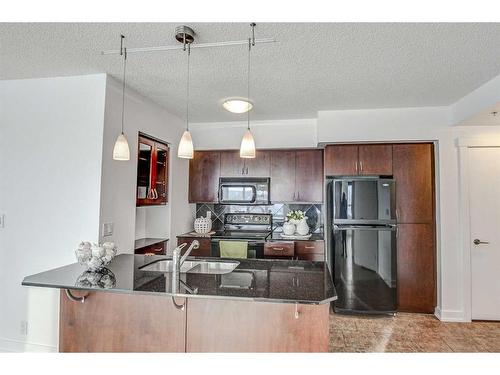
[332,225,397,314]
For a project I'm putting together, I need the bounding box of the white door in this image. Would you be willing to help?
[469,147,500,320]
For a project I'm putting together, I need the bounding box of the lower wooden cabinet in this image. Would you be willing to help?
[397,223,436,313]
[185,298,329,352]
[60,290,329,352]
[135,240,168,255]
[295,241,325,261]
[60,291,186,352]
[263,240,325,261]
[177,237,212,257]
[264,241,295,258]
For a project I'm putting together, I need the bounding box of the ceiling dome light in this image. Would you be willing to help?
[223,99,253,114]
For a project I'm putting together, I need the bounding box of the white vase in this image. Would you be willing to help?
[296,218,309,236]
[283,222,296,236]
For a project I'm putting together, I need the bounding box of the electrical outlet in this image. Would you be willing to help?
[0,213,5,228]
[20,320,28,336]
[102,222,114,237]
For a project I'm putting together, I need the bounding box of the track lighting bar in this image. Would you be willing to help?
[101,37,276,55]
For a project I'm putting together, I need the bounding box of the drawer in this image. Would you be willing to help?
[297,253,325,261]
[264,241,295,257]
[295,241,324,255]
[136,241,166,255]
[177,237,212,257]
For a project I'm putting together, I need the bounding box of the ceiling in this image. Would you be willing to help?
[2,23,500,123]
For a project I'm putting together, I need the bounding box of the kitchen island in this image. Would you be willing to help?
[22,254,336,352]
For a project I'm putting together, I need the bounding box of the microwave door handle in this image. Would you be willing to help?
[250,186,257,203]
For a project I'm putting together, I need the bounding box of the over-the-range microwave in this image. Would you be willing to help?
[218,177,271,205]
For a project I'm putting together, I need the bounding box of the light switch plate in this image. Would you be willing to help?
[102,222,114,237]
[0,214,5,229]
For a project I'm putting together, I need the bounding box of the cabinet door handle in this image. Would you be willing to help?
[304,246,315,249]
[355,161,358,174]
[395,208,399,222]
[360,161,363,173]
[273,247,284,251]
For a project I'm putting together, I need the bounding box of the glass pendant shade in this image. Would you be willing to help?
[178,130,194,159]
[240,129,256,158]
[112,132,130,161]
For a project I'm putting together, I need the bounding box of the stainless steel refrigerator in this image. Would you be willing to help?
[327,177,397,314]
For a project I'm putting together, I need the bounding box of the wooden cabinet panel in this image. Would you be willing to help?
[270,150,296,202]
[59,290,186,352]
[186,298,329,352]
[189,151,220,203]
[393,144,434,223]
[264,241,295,257]
[177,237,212,257]
[245,150,271,177]
[220,150,271,177]
[358,144,393,176]
[220,151,243,177]
[324,145,358,176]
[295,150,323,203]
[295,241,324,255]
[397,224,436,313]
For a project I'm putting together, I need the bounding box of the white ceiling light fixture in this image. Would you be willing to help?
[177,26,195,159]
[240,23,257,159]
[223,99,253,114]
[112,34,131,161]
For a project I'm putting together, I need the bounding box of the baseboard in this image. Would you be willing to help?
[434,307,469,322]
[0,337,57,353]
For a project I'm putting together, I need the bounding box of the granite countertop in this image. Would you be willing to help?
[269,228,324,242]
[177,231,216,238]
[134,238,169,250]
[22,254,336,305]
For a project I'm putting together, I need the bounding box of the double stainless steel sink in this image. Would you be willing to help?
[140,259,240,275]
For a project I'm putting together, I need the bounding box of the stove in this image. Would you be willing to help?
[210,213,273,258]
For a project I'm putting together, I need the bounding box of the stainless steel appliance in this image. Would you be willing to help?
[218,177,271,205]
[327,177,397,314]
[210,213,273,258]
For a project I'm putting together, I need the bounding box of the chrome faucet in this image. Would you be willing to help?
[171,240,199,293]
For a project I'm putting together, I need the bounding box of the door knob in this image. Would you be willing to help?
[473,239,490,245]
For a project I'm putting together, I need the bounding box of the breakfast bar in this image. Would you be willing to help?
[22,254,336,352]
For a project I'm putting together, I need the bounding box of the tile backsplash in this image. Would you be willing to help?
[195,203,324,233]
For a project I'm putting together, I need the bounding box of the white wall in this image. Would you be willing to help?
[99,76,194,254]
[190,118,317,150]
[0,74,107,352]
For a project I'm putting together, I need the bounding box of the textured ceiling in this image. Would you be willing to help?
[2,23,500,122]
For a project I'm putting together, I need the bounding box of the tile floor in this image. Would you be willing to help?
[329,312,500,352]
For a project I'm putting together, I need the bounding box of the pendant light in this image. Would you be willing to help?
[177,32,195,159]
[240,23,256,159]
[113,35,131,161]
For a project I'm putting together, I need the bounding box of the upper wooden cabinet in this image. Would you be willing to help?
[188,149,323,204]
[271,149,323,203]
[358,144,393,175]
[270,150,296,202]
[295,150,324,202]
[393,144,434,223]
[189,151,220,203]
[136,134,169,206]
[220,150,271,177]
[324,144,393,176]
[324,145,358,176]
